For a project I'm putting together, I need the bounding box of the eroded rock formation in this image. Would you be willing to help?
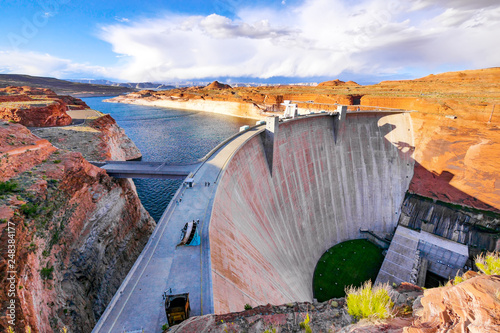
[405,274,500,333]
[205,81,232,89]
[30,112,142,162]
[0,86,89,127]
[317,79,360,87]
[88,114,142,161]
[0,121,57,181]
[0,120,154,332]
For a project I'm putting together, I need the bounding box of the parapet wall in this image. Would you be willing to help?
[209,113,415,313]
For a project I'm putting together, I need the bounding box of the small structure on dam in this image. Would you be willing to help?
[376,225,469,287]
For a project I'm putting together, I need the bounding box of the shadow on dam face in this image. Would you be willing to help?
[208,113,498,314]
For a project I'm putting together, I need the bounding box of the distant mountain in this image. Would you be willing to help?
[68,79,176,90]
[0,74,135,97]
[205,80,232,89]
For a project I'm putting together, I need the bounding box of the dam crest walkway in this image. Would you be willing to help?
[92,121,268,333]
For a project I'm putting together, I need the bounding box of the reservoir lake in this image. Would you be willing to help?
[82,96,255,221]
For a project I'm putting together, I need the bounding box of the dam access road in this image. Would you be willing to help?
[93,108,415,332]
[93,122,267,332]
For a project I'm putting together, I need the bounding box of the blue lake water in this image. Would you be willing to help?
[82,97,255,221]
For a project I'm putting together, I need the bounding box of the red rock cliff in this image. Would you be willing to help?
[0,122,155,333]
[89,115,142,161]
[0,86,80,127]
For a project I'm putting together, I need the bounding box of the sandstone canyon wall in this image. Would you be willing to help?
[0,119,154,333]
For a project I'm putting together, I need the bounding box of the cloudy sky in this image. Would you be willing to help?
[0,0,498,84]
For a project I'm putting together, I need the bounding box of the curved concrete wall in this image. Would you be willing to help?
[209,113,414,313]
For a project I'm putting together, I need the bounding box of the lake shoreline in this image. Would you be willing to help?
[104,95,266,120]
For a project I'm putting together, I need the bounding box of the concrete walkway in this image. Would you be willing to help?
[92,126,264,333]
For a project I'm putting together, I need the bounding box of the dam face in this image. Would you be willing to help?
[209,113,415,313]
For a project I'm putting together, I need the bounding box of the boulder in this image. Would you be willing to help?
[404,274,500,333]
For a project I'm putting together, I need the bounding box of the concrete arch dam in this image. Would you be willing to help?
[93,112,415,332]
[210,112,414,313]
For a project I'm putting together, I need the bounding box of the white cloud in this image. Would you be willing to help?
[114,17,130,23]
[410,0,499,11]
[96,0,500,81]
[0,51,111,79]
[198,14,296,39]
[6,0,499,82]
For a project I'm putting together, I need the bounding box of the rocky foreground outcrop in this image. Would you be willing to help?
[0,121,57,180]
[406,274,500,333]
[168,275,500,333]
[0,119,155,332]
[0,86,142,162]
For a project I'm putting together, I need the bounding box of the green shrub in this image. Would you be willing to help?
[475,252,500,275]
[244,303,252,310]
[299,313,311,333]
[0,181,18,194]
[20,202,38,217]
[53,160,62,164]
[345,281,393,320]
[452,273,465,285]
[40,265,54,280]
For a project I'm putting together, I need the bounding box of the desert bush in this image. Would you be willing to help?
[452,273,465,285]
[20,202,39,217]
[475,252,500,275]
[40,265,54,280]
[0,180,18,194]
[345,280,393,320]
[299,313,312,333]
